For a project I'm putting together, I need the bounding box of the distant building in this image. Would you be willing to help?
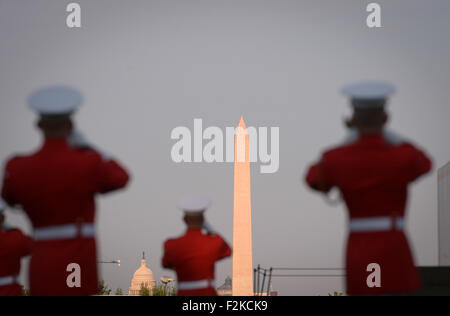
[254,283,278,297]
[217,276,232,296]
[128,253,156,296]
[266,283,278,296]
[217,276,278,296]
[438,162,450,266]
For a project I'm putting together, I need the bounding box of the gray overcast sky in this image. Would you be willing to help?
[1,0,450,295]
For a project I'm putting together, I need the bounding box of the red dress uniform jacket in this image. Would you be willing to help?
[0,229,33,296]
[162,229,232,296]
[1,139,130,296]
[306,134,431,295]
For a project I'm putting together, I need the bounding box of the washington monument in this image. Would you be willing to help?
[232,117,254,296]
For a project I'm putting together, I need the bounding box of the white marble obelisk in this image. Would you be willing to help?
[232,117,254,296]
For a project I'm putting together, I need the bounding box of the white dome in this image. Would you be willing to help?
[128,256,156,296]
[133,260,155,280]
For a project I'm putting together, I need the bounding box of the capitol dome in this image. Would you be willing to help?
[128,253,156,296]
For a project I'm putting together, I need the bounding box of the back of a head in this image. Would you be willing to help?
[342,81,395,134]
[184,213,205,229]
[178,195,210,230]
[352,105,388,131]
[28,86,82,140]
[38,115,73,139]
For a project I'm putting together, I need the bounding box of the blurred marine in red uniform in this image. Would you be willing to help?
[162,196,232,296]
[1,86,130,296]
[305,81,432,295]
[0,199,33,296]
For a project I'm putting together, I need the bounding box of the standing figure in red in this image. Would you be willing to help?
[0,199,33,296]
[1,86,130,296]
[162,196,232,296]
[305,81,432,295]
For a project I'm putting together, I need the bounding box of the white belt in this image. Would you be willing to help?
[350,217,405,232]
[178,279,216,291]
[34,223,96,241]
[0,275,18,287]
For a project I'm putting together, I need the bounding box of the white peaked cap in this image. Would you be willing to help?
[178,195,211,214]
[28,86,83,116]
[342,81,396,101]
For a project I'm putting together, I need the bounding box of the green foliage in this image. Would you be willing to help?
[152,283,177,296]
[139,283,150,296]
[136,282,177,296]
[115,288,123,296]
[328,291,343,296]
[98,280,112,296]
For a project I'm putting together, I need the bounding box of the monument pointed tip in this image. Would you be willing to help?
[238,116,247,129]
